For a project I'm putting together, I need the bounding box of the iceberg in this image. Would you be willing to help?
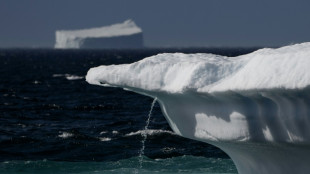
[86,43,310,174]
[55,20,143,49]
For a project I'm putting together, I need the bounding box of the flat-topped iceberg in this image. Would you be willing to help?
[55,20,143,49]
[86,43,310,174]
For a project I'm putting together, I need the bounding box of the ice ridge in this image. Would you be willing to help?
[86,42,310,93]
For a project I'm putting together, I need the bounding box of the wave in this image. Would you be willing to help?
[53,74,84,80]
[0,156,236,174]
[125,129,175,137]
[57,131,114,142]
[98,137,112,142]
[58,132,74,139]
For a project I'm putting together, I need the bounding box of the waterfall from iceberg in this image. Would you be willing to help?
[86,42,310,174]
[138,98,157,171]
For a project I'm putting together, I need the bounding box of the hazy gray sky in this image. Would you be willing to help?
[1,0,310,48]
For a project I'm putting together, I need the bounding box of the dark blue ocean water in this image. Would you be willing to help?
[0,48,258,173]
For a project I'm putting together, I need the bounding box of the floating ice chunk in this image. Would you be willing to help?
[86,42,310,174]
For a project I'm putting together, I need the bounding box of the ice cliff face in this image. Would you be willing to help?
[86,43,310,174]
[55,20,143,49]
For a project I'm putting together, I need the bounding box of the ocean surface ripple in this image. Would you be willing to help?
[0,48,256,173]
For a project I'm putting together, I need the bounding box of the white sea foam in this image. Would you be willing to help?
[53,74,84,80]
[161,147,177,154]
[52,74,64,77]
[99,137,112,142]
[112,130,119,134]
[17,123,26,128]
[58,132,74,139]
[33,80,41,84]
[99,131,108,135]
[65,75,84,80]
[125,129,175,137]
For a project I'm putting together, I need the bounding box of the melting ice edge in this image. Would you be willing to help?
[86,42,310,174]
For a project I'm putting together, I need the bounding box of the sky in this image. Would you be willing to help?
[1,0,310,48]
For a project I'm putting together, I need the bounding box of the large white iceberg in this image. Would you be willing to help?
[55,20,143,49]
[86,43,310,174]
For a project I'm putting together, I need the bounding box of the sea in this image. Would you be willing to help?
[0,48,258,174]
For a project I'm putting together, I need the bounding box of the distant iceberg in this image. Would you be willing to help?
[55,20,143,49]
[86,43,310,174]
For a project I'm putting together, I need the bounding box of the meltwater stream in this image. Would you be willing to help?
[136,98,157,173]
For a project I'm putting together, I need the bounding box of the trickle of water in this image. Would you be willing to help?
[135,98,157,173]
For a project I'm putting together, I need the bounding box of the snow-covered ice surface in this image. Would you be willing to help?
[87,42,310,93]
[86,43,310,174]
[55,20,142,49]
